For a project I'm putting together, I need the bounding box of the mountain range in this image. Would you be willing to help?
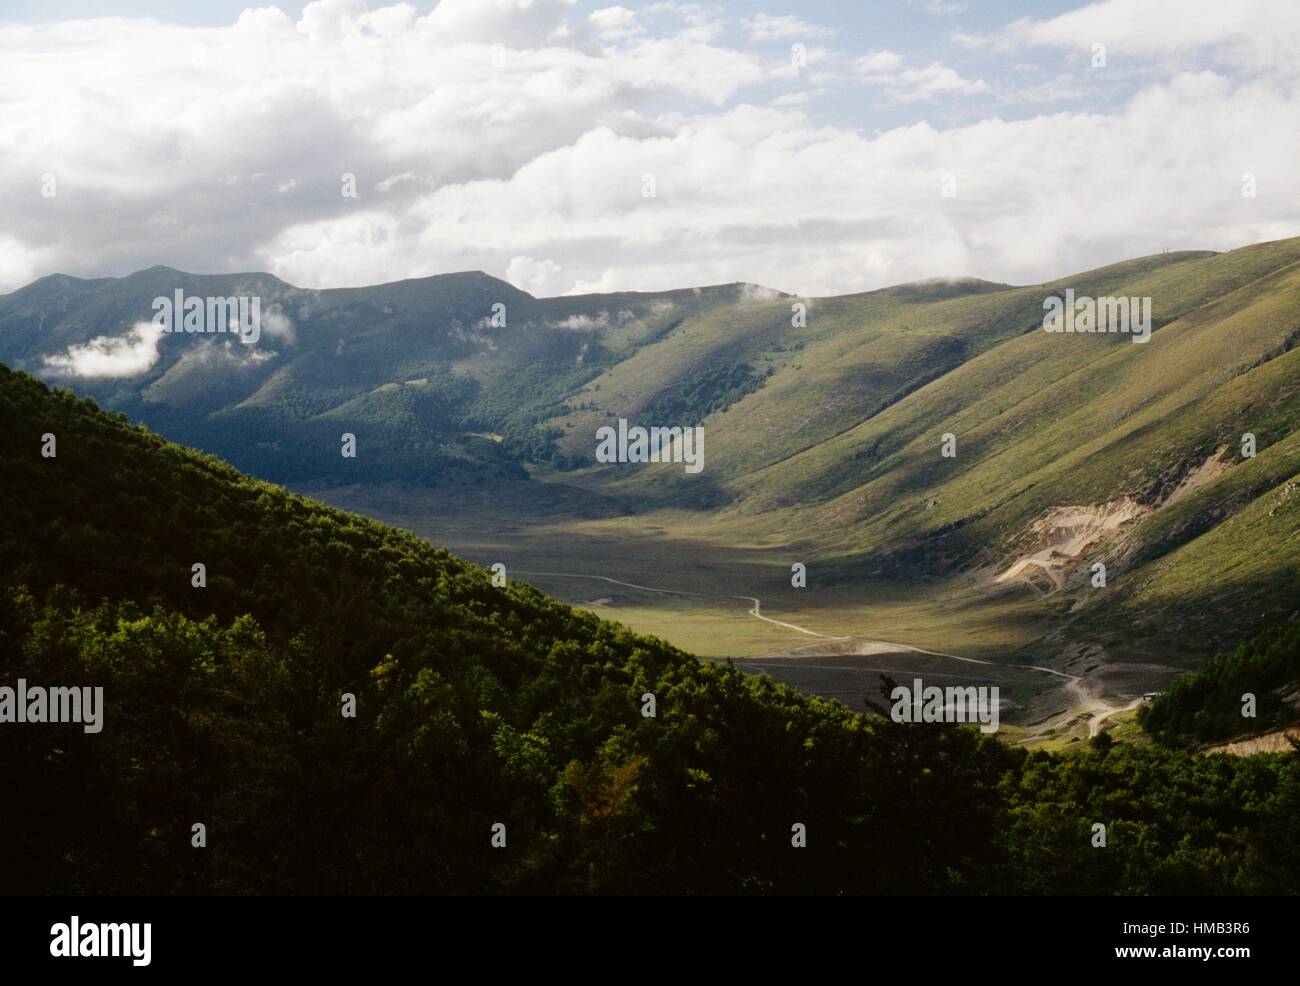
[3,239,1298,712]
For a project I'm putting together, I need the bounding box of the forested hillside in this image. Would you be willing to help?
[1141,620,1300,746]
[2,363,1299,894]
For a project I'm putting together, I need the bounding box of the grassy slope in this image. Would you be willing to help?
[543,239,1300,668]
[5,241,1298,677]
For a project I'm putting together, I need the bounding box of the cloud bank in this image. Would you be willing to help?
[0,0,1297,298]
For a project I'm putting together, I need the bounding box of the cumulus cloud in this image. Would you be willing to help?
[855,51,989,101]
[966,0,1300,74]
[506,256,565,295]
[42,321,165,378]
[0,0,761,292]
[743,13,834,42]
[423,0,574,46]
[286,74,1296,298]
[588,6,641,40]
[0,0,1297,300]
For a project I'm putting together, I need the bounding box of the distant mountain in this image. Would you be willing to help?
[0,265,757,484]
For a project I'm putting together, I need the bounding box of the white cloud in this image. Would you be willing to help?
[855,51,989,101]
[548,310,630,329]
[261,306,297,344]
[890,63,989,101]
[0,237,53,293]
[277,71,1299,297]
[737,282,783,301]
[858,50,905,73]
[588,6,641,40]
[421,0,575,47]
[973,0,1300,75]
[0,0,761,292]
[506,255,565,295]
[0,0,1297,302]
[42,321,165,378]
[743,13,835,42]
[644,2,724,44]
[376,171,420,192]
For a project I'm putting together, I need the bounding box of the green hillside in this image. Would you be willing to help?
[1141,620,1300,745]
[4,363,1300,894]
[543,239,1300,670]
[4,239,1299,699]
[0,266,743,481]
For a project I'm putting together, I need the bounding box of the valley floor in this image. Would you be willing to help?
[306,474,1182,744]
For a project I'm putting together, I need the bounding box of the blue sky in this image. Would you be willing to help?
[0,1,1296,296]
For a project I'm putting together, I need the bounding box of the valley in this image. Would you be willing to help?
[312,474,1155,744]
[6,238,1300,744]
[7,0,1300,906]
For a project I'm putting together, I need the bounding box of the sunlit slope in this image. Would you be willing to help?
[561,242,1293,503]
[544,277,1024,490]
[743,240,1300,525]
[542,238,1300,661]
[554,250,1292,498]
[729,240,1300,655]
[6,366,1300,895]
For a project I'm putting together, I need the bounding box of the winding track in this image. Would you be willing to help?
[515,570,853,639]
[514,569,1136,737]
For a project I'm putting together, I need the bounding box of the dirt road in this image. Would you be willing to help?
[514,568,1135,738]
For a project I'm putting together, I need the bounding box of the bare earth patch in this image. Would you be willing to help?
[995,497,1149,593]
[1160,444,1231,508]
[992,446,1235,595]
[1202,725,1300,756]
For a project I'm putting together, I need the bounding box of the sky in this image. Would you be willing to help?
[1,0,1298,297]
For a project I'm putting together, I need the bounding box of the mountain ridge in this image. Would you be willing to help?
[3,237,1298,698]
